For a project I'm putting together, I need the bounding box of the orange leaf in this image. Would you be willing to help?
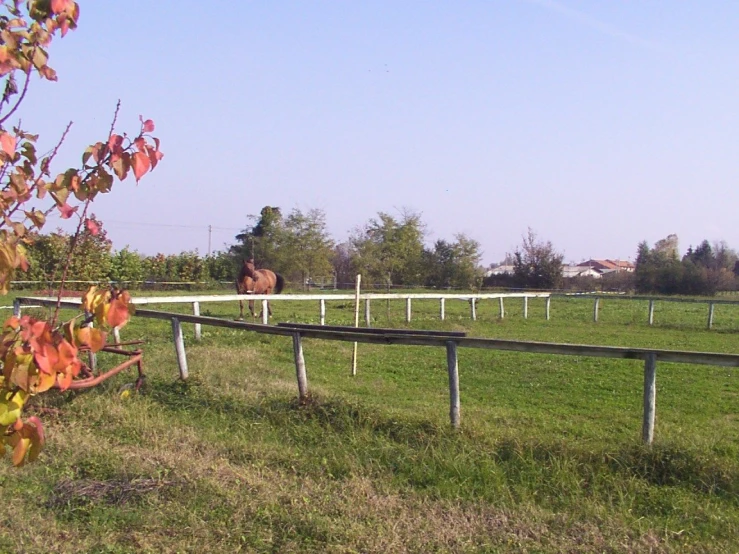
[58,202,77,219]
[131,151,150,181]
[107,298,131,328]
[11,436,30,466]
[56,368,73,391]
[0,132,16,156]
[85,218,100,236]
[51,0,74,14]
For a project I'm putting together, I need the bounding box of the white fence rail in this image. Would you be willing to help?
[13,297,739,445]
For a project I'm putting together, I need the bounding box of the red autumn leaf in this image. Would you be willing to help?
[1,132,16,156]
[51,0,74,14]
[139,116,155,133]
[131,151,150,181]
[34,342,59,375]
[85,218,100,236]
[134,137,146,152]
[56,369,73,391]
[108,133,123,152]
[107,298,131,328]
[148,146,164,170]
[58,202,77,219]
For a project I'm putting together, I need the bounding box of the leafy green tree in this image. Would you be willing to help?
[280,208,335,286]
[204,251,237,282]
[230,206,285,267]
[351,210,426,287]
[512,228,563,290]
[424,234,483,289]
[109,247,144,286]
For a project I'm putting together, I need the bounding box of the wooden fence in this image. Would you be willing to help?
[14,297,739,445]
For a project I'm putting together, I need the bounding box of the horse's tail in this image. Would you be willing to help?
[274,273,285,295]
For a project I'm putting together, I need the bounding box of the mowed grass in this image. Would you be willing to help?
[1,290,738,552]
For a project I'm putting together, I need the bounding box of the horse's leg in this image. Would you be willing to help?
[249,298,256,318]
[238,299,244,320]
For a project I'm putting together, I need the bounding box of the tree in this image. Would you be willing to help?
[109,247,144,286]
[280,208,334,286]
[424,234,483,290]
[512,228,564,290]
[351,210,426,287]
[230,206,285,268]
[0,1,162,466]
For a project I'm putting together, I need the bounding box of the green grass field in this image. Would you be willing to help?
[1,290,738,553]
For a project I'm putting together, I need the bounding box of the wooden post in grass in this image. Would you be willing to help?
[707,303,715,330]
[292,332,308,399]
[642,352,657,445]
[85,316,97,372]
[192,301,202,341]
[545,297,551,320]
[351,274,361,376]
[113,327,121,344]
[648,299,655,326]
[261,299,269,324]
[365,298,371,327]
[499,297,505,319]
[470,298,476,321]
[319,299,326,325]
[439,298,445,321]
[12,298,20,317]
[171,317,189,380]
[523,297,528,319]
[446,341,460,428]
[593,297,600,322]
[406,297,412,323]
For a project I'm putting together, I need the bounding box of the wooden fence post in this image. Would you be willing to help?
[113,327,121,345]
[86,318,97,372]
[292,332,308,400]
[707,303,715,330]
[523,297,528,319]
[12,298,20,317]
[193,301,202,341]
[365,298,371,327]
[470,298,476,321]
[642,352,657,445]
[446,341,460,429]
[406,297,412,323]
[499,297,505,319]
[439,298,445,321]
[171,317,189,380]
[648,300,655,326]
[545,296,551,320]
[593,297,600,322]
[261,300,269,324]
[319,299,326,325]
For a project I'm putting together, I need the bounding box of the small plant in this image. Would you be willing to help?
[0,0,162,465]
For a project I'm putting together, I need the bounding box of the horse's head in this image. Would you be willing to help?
[242,258,257,278]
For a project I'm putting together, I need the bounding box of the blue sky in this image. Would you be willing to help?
[20,1,739,265]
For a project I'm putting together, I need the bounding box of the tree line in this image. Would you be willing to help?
[15,207,485,290]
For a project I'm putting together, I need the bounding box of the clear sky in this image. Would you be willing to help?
[20,1,739,266]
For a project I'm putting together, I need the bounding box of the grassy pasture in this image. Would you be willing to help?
[1,291,738,553]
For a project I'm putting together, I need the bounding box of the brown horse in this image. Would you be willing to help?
[235,258,285,320]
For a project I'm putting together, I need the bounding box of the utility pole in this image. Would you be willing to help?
[207,225,212,256]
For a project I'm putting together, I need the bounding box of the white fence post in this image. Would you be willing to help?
[446,341,460,429]
[648,300,655,326]
[351,274,361,376]
[406,298,412,323]
[439,298,445,321]
[470,298,476,321]
[261,300,269,324]
[171,317,189,380]
[319,299,326,325]
[113,327,121,344]
[593,297,600,322]
[545,297,551,320]
[193,301,202,341]
[642,352,657,445]
[12,298,20,317]
[365,298,371,327]
[707,303,715,330]
[523,297,528,319]
[292,332,308,400]
[499,297,505,319]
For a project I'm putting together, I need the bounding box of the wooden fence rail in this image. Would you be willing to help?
[14,297,739,445]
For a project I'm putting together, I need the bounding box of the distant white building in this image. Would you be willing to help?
[562,265,603,279]
[485,264,515,277]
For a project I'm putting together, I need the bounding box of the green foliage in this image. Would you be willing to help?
[424,234,483,289]
[350,210,426,286]
[513,228,564,290]
[109,247,144,285]
[636,236,738,295]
